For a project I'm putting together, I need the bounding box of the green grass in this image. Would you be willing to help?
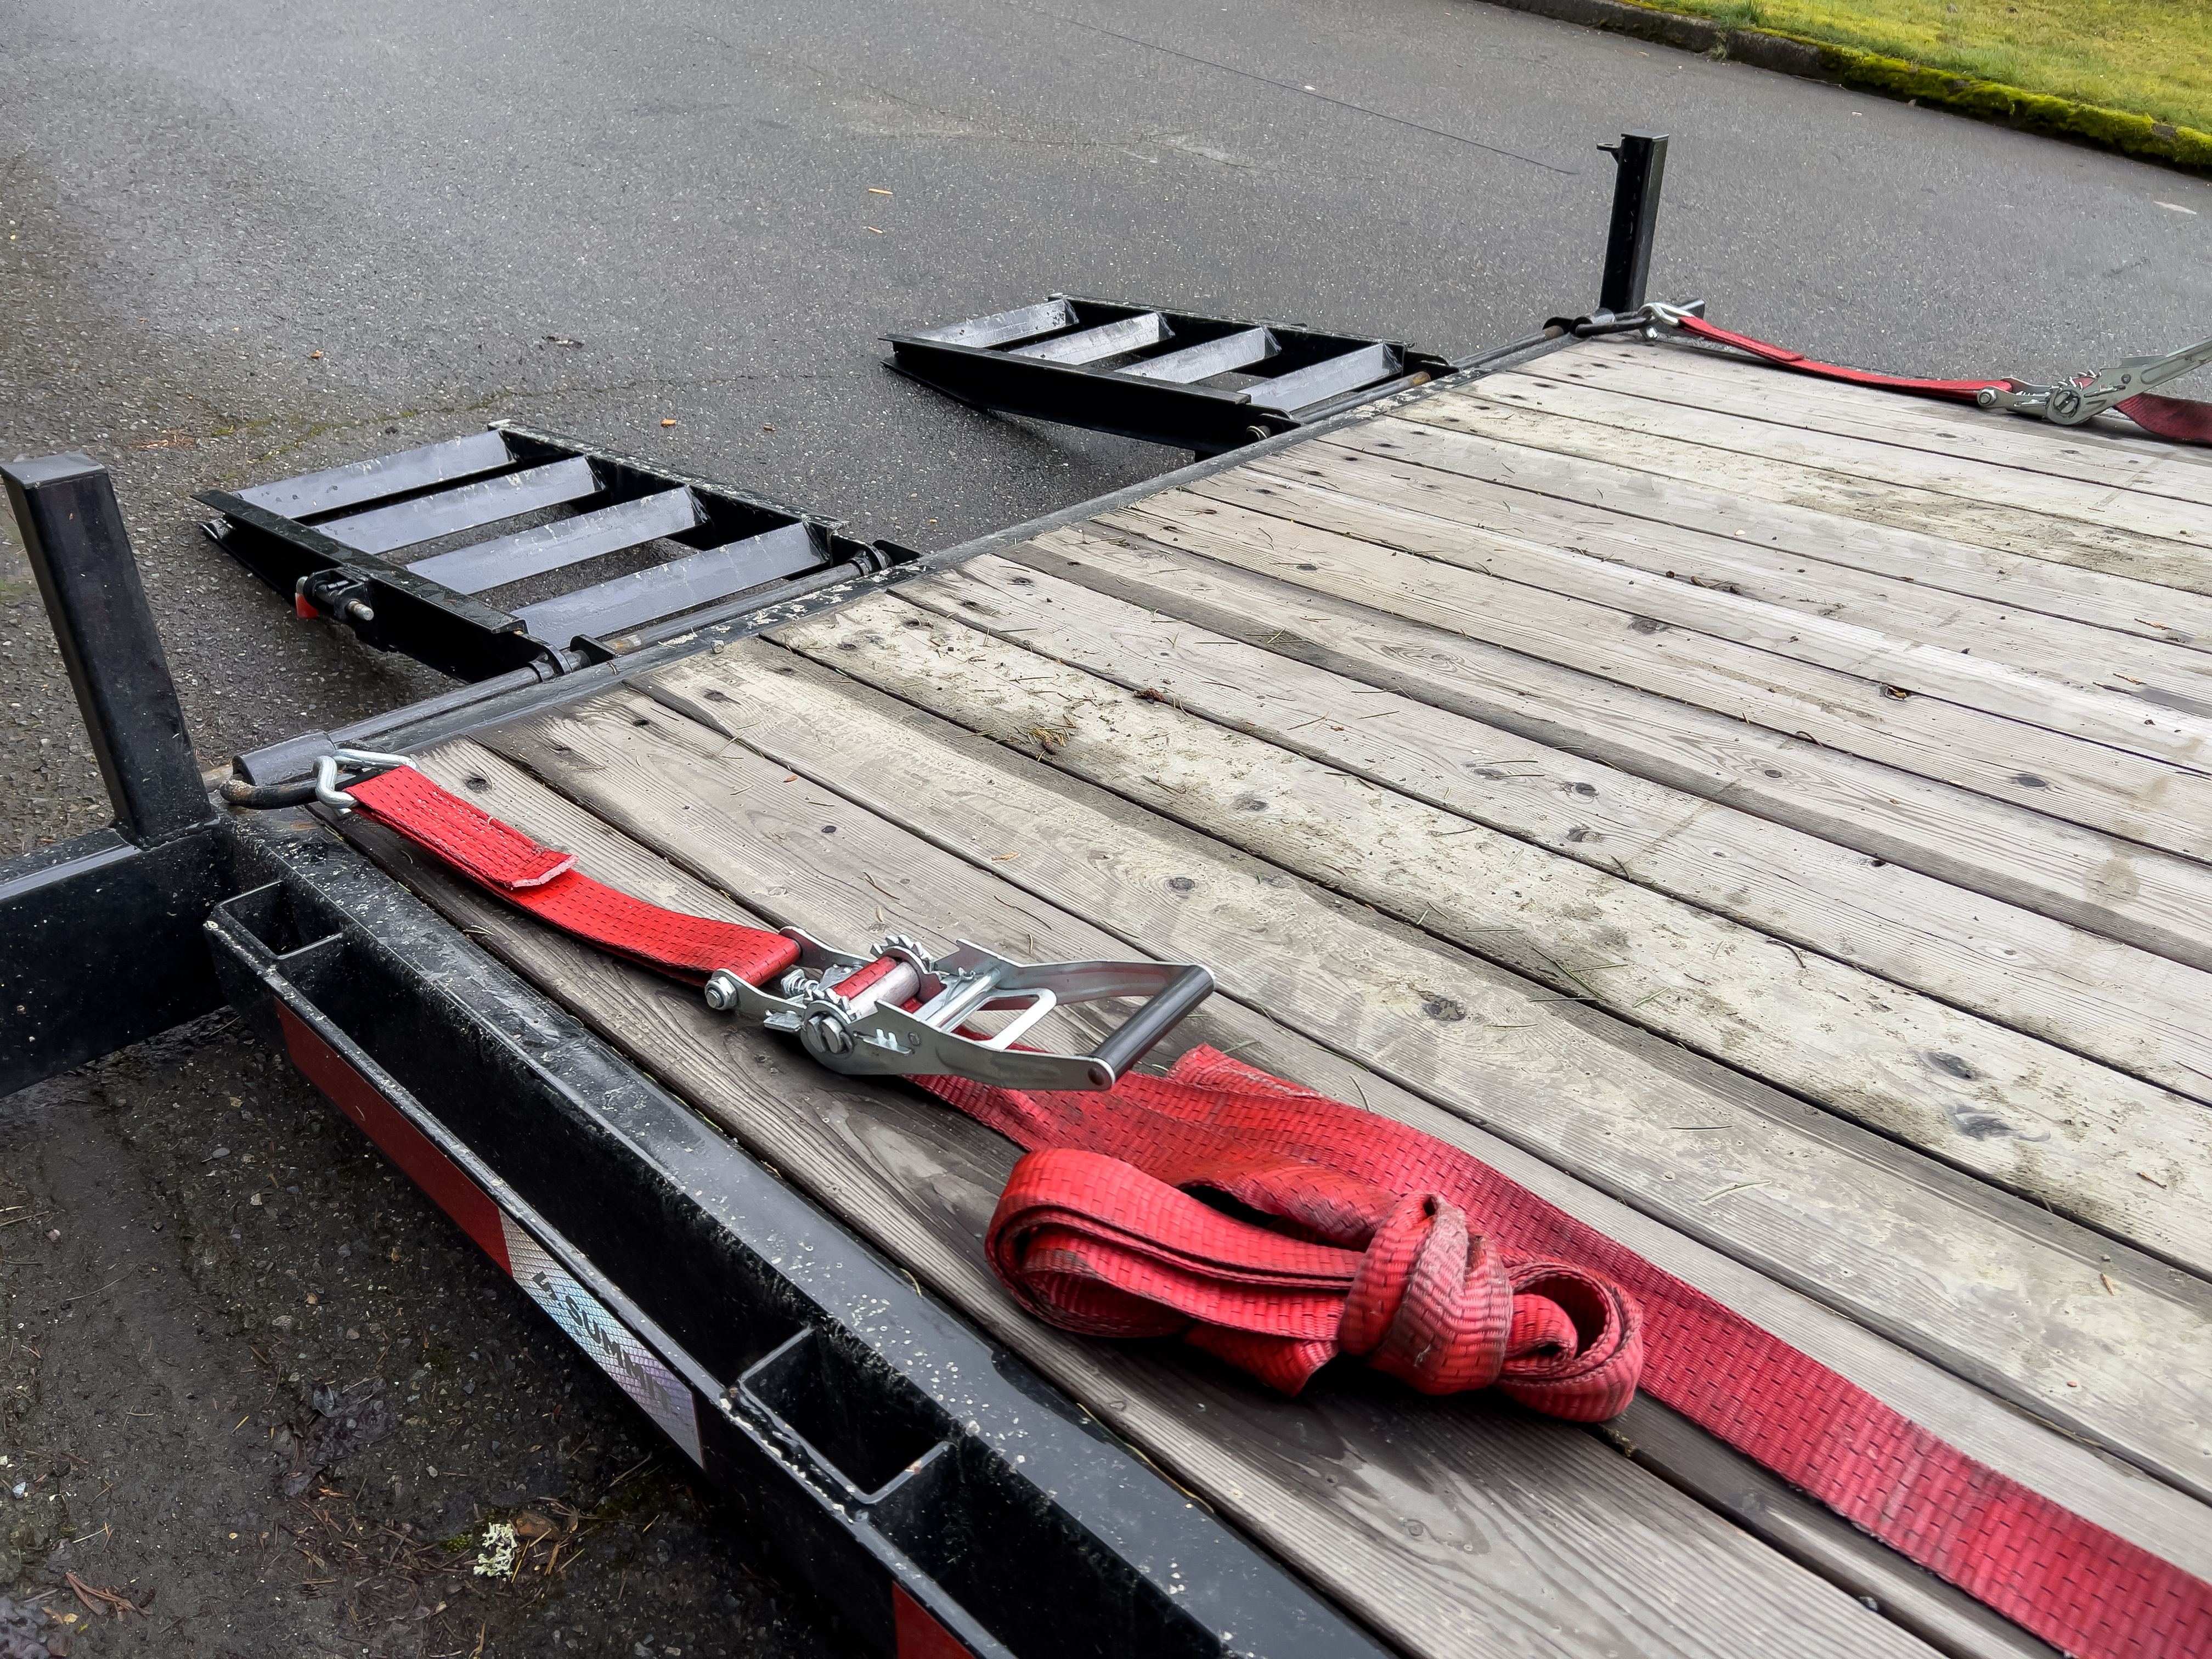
[1653,0,2212,136]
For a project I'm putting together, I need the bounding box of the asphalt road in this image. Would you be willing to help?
[3,0,2208,1654]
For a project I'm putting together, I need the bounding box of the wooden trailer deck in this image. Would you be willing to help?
[342,338,2212,1657]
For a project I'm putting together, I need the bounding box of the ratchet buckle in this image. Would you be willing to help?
[703,932,1214,1093]
[1976,331,2212,425]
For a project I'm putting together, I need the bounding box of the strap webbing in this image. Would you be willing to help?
[348,768,2211,1657]
[2116,391,2212,447]
[1673,314,2212,448]
[1674,315,2013,400]
[348,767,800,988]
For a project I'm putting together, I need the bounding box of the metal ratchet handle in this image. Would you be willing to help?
[1090,964,1215,1079]
[1982,330,2212,425]
[703,935,1217,1092]
[2137,331,2212,391]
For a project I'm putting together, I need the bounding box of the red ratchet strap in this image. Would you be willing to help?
[1674,314,2212,447]
[2116,392,2212,446]
[347,767,801,989]
[346,765,2212,1658]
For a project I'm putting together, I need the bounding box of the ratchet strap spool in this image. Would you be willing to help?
[319,761,2209,1658]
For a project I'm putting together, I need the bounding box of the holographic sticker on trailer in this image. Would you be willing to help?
[499,1214,703,1465]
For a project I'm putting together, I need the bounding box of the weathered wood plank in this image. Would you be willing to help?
[1004,524,2212,977]
[1165,477,2212,775]
[1462,371,2209,549]
[1330,416,2212,657]
[1224,444,2212,710]
[901,554,2212,1107]
[1093,492,2212,863]
[637,640,2212,1505]
[1602,1397,2059,1659]
[1536,340,2212,505]
[770,587,2212,1273]
[413,713,2212,1598]
[371,742,1944,1659]
[1400,390,2212,596]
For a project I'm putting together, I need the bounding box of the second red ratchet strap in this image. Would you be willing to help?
[1672,313,2013,400]
[1655,309,2212,447]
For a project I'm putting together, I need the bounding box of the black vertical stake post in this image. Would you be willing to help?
[1598,132,1669,316]
[1,453,211,844]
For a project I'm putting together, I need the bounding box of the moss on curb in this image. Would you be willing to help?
[1811,38,2212,169]
[1590,0,2212,173]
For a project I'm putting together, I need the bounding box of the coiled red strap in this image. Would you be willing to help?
[1673,314,2212,447]
[349,764,2212,1656]
[927,1051,2212,1656]
[986,1147,1637,1411]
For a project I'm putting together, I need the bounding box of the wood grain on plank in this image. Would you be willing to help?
[1400,389,2212,596]
[1604,1396,2060,1659]
[1328,415,2212,657]
[1459,371,2209,550]
[1222,444,2212,709]
[372,742,1940,1659]
[1534,340,2212,506]
[769,587,2212,1272]
[904,554,2212,1108]
[637,641,2212,1503]
[1004,525,2212,976]
[1093,493,2212,862]
[415,714,2212,1598]
[1158,478,2212,776]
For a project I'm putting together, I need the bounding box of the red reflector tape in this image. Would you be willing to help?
[279,1002,509,1266]
[893,1582,974,1659]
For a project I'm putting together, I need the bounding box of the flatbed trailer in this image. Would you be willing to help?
[7,168,2212,1655]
